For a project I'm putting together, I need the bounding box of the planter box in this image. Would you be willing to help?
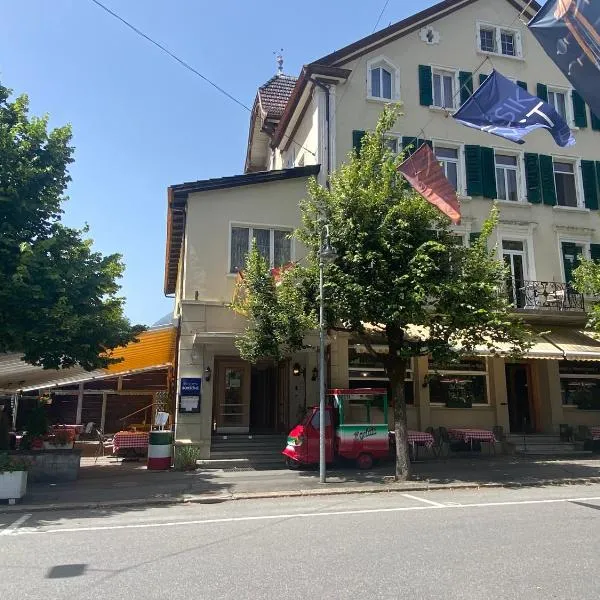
[11,450,82,483]
[42,441,74,450]
[0,470,28,502]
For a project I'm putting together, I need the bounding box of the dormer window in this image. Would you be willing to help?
[476,22,523,59]
[367,56,400,102]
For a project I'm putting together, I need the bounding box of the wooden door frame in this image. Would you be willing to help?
[213,357,251,433]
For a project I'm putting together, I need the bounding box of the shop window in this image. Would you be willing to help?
[428,358,488,404]
[559,361,600,408]
[348,344,414,404]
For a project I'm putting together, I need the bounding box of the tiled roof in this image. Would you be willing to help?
[258,74,298,118]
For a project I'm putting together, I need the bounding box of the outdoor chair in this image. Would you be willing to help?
[94,428,114,463]
[437,426,450,456]
[559,423,574,442]
[575,425,590,441]
[425,426,439,457]
[492,425,505,442]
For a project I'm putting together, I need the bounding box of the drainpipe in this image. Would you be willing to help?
[311,78,331,186]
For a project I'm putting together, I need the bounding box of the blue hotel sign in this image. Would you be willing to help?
[180,378,201,396]
[179,377,201,413]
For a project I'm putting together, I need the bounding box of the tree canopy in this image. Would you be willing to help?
[233,105,530,480]
[0,81,144,370]
[573,258,600,333]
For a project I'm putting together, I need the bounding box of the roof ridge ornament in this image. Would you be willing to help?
[274,48,284,75]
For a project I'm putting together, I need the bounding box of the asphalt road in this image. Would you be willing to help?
[1,484,600,600]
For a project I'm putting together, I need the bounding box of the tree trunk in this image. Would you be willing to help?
[388,358,411,481]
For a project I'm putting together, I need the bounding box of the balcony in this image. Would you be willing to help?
[506,280,585,320]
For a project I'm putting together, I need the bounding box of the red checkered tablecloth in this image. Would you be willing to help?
[52,424,84,436]
[113,432,149,453]
[408,431,435,448]
[591,427,600,441]
[448,428,496,444]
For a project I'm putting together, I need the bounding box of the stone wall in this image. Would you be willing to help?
[14,449,82,482]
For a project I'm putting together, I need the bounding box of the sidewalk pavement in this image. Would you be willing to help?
[2,454,600,514]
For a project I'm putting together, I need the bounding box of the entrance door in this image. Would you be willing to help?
[214,359,251,433]
[502,240,528,308]
[505,364,533,433]
[250,364,277,433]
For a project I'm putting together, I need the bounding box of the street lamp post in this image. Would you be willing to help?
[318,224,337,484]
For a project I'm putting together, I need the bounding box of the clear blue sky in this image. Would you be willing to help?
[1,0,540,325]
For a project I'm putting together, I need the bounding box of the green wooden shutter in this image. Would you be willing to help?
[479,73,489,86]
[517,81,528,91]
[591,244,600,262]
[592,112,600,131]
[481,146,497,199]
[459,71,473,105]
[465,145,483,197]
[596,162,600,199]
[524,153,541,204]
[537,83,548,102]
[539,154,556,206]
[352,130,366,154]
[572,91,588,128]
[562,242,583,284]
[418,65,433,106]
[469,232,481,246]
[581,160,598,209]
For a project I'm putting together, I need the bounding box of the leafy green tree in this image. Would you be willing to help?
[0,81,144,370]
[233,105,529,480]
[573,258,600,332]
[232,240,316,363]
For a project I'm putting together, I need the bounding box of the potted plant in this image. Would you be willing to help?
[21,401,49,450]
[0,454,29,503]
[43,429,75,450]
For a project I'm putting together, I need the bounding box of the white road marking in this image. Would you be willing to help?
[8,495,600,536]
[0,514,31,536]
[401,493,446,507]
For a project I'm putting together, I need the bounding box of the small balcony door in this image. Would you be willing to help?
[503,240,528,308]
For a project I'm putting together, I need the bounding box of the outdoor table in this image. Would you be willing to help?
[51,424,84,439]
[112,431,149,456]
[591,427,600,441]
[408,430,435,459]
[448,428,497,453]
[389,430,435,459]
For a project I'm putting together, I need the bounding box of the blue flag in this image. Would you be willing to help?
[529,0,600,119]
[453,70,575,147]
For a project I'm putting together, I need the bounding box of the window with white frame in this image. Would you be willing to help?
[432,69,456,109]
[230,226,292,273]
[553,160,579,207]
[435,145,460,191]
[476,22,522,58]
[547,88,568,121]
[367,57,399,101]
[383,135,400,153]
[560,240,588,285]
[495,153,519,201]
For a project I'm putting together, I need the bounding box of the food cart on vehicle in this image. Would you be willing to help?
[282,388,390,469]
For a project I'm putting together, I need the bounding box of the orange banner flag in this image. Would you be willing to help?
[397,143,461,224]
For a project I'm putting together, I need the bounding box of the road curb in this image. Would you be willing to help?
[2,476,600,515]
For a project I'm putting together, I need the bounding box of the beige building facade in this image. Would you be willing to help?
[166,0,600,456]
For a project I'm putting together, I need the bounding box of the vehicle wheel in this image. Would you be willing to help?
[356,453,373,470]
[285,457,301,470]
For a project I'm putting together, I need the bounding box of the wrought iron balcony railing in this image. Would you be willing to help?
[505,280,585,312]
